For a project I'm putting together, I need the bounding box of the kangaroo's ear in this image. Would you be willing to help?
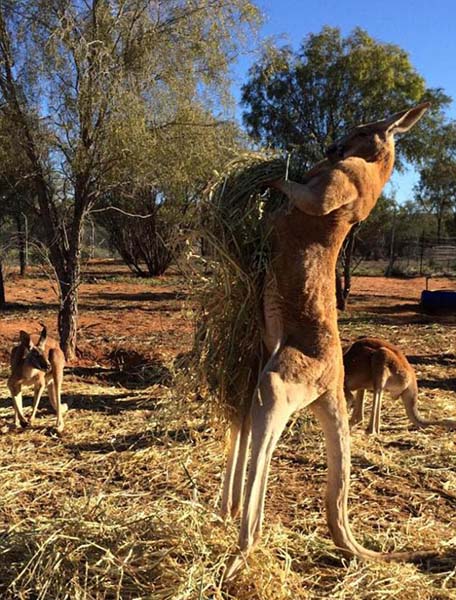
[19,331,32,348]
[37,325,47,350]
[384,102,430,135]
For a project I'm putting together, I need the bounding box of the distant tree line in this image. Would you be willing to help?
[346,195,455,271]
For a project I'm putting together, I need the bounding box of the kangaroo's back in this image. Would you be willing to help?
[344,337,414,392]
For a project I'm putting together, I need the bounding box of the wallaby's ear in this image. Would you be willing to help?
[384,102,430,135]
[19,330,32,348]
[37,325,47,350]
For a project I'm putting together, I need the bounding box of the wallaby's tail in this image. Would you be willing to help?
[401,384,456,431]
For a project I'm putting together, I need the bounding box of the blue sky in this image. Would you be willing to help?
[231,0,456,202]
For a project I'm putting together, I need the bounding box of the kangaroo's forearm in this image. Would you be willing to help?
[273,179,337,216]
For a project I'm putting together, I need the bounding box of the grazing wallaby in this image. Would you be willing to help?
[7,325,67,433]
[344,336,456,434]
[221,103,433,581]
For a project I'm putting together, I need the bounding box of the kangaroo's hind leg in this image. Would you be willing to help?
[221,409,251,520]
[224,368,303,581]
[52,360,66,433]
[30,377,46,426]
[367,350,389,434]
[350,389,365,428]
[311,390,381,559]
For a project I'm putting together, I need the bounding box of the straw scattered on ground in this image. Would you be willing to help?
[0,263,454,599]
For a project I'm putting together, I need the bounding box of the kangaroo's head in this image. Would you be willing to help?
[325,102,430,164]
[19,326,51,372]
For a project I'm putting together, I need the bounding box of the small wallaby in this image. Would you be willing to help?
[7,325,67,433]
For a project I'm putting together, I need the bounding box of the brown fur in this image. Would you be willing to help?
[344,336,456,433]
[7,326,67,433]
[221,103,433,582]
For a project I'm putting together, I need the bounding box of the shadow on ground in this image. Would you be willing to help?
[64,392,161,413]
[0,392,160,414]
[65,424,207,455]
[96,290,185,303]
[408,353,456,366]
[414,550,456,574]
[418,377,456,391]
[0,301,59,313]
[67,359,172,389]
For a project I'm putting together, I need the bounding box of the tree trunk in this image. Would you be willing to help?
[385,215,397,277]
[57,259,80,361]
[0,259,6,308]
[336,273,345,311]
[57,178,92,360]
[336,225,358,310]
[56,204,84,361]
[58,281,79,360]
[437,211,442,241]
[15,213,27,276]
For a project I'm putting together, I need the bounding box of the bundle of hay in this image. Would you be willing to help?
[189,152,303,419]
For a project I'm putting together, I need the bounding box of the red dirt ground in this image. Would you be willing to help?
[0,262,194,366]
[0,261,454,367]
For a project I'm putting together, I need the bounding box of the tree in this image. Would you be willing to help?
[242,27,448,166]
[241,27,450,304]
[0,107,37,300]
[339,196,439,278]
[98,112,243,276]
[0,0,260,358]
[415,123,456,239]
[102,193,175,277]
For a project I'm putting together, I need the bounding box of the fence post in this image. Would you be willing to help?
[385,209,397,277]
[17,212,28,276]
[419,231,425,276]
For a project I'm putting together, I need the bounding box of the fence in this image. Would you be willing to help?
[389,236,456,277]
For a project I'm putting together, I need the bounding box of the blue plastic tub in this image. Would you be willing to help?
[421,290,456,312]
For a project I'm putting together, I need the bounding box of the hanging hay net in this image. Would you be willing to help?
[185,152,305,420]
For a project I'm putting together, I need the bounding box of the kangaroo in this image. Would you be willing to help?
[220,102,433,581]
[344,336,456,434]
[7,325,67,433]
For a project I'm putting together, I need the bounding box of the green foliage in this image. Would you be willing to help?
[241,26,450,169]
[415,122,456,238]
[0,0,261,217]
[9,0,259,198]
[0,110,38,265]
[99,112,245,276]
[358,197,435,252]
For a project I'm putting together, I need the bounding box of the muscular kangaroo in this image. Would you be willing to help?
[344,336,456,434]
[7,325,67,433]
[221,102,433,580]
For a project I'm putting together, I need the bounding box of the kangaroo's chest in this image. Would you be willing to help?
[17,367,47,387]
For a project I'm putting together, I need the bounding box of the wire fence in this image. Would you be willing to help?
[390,236,456,277]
